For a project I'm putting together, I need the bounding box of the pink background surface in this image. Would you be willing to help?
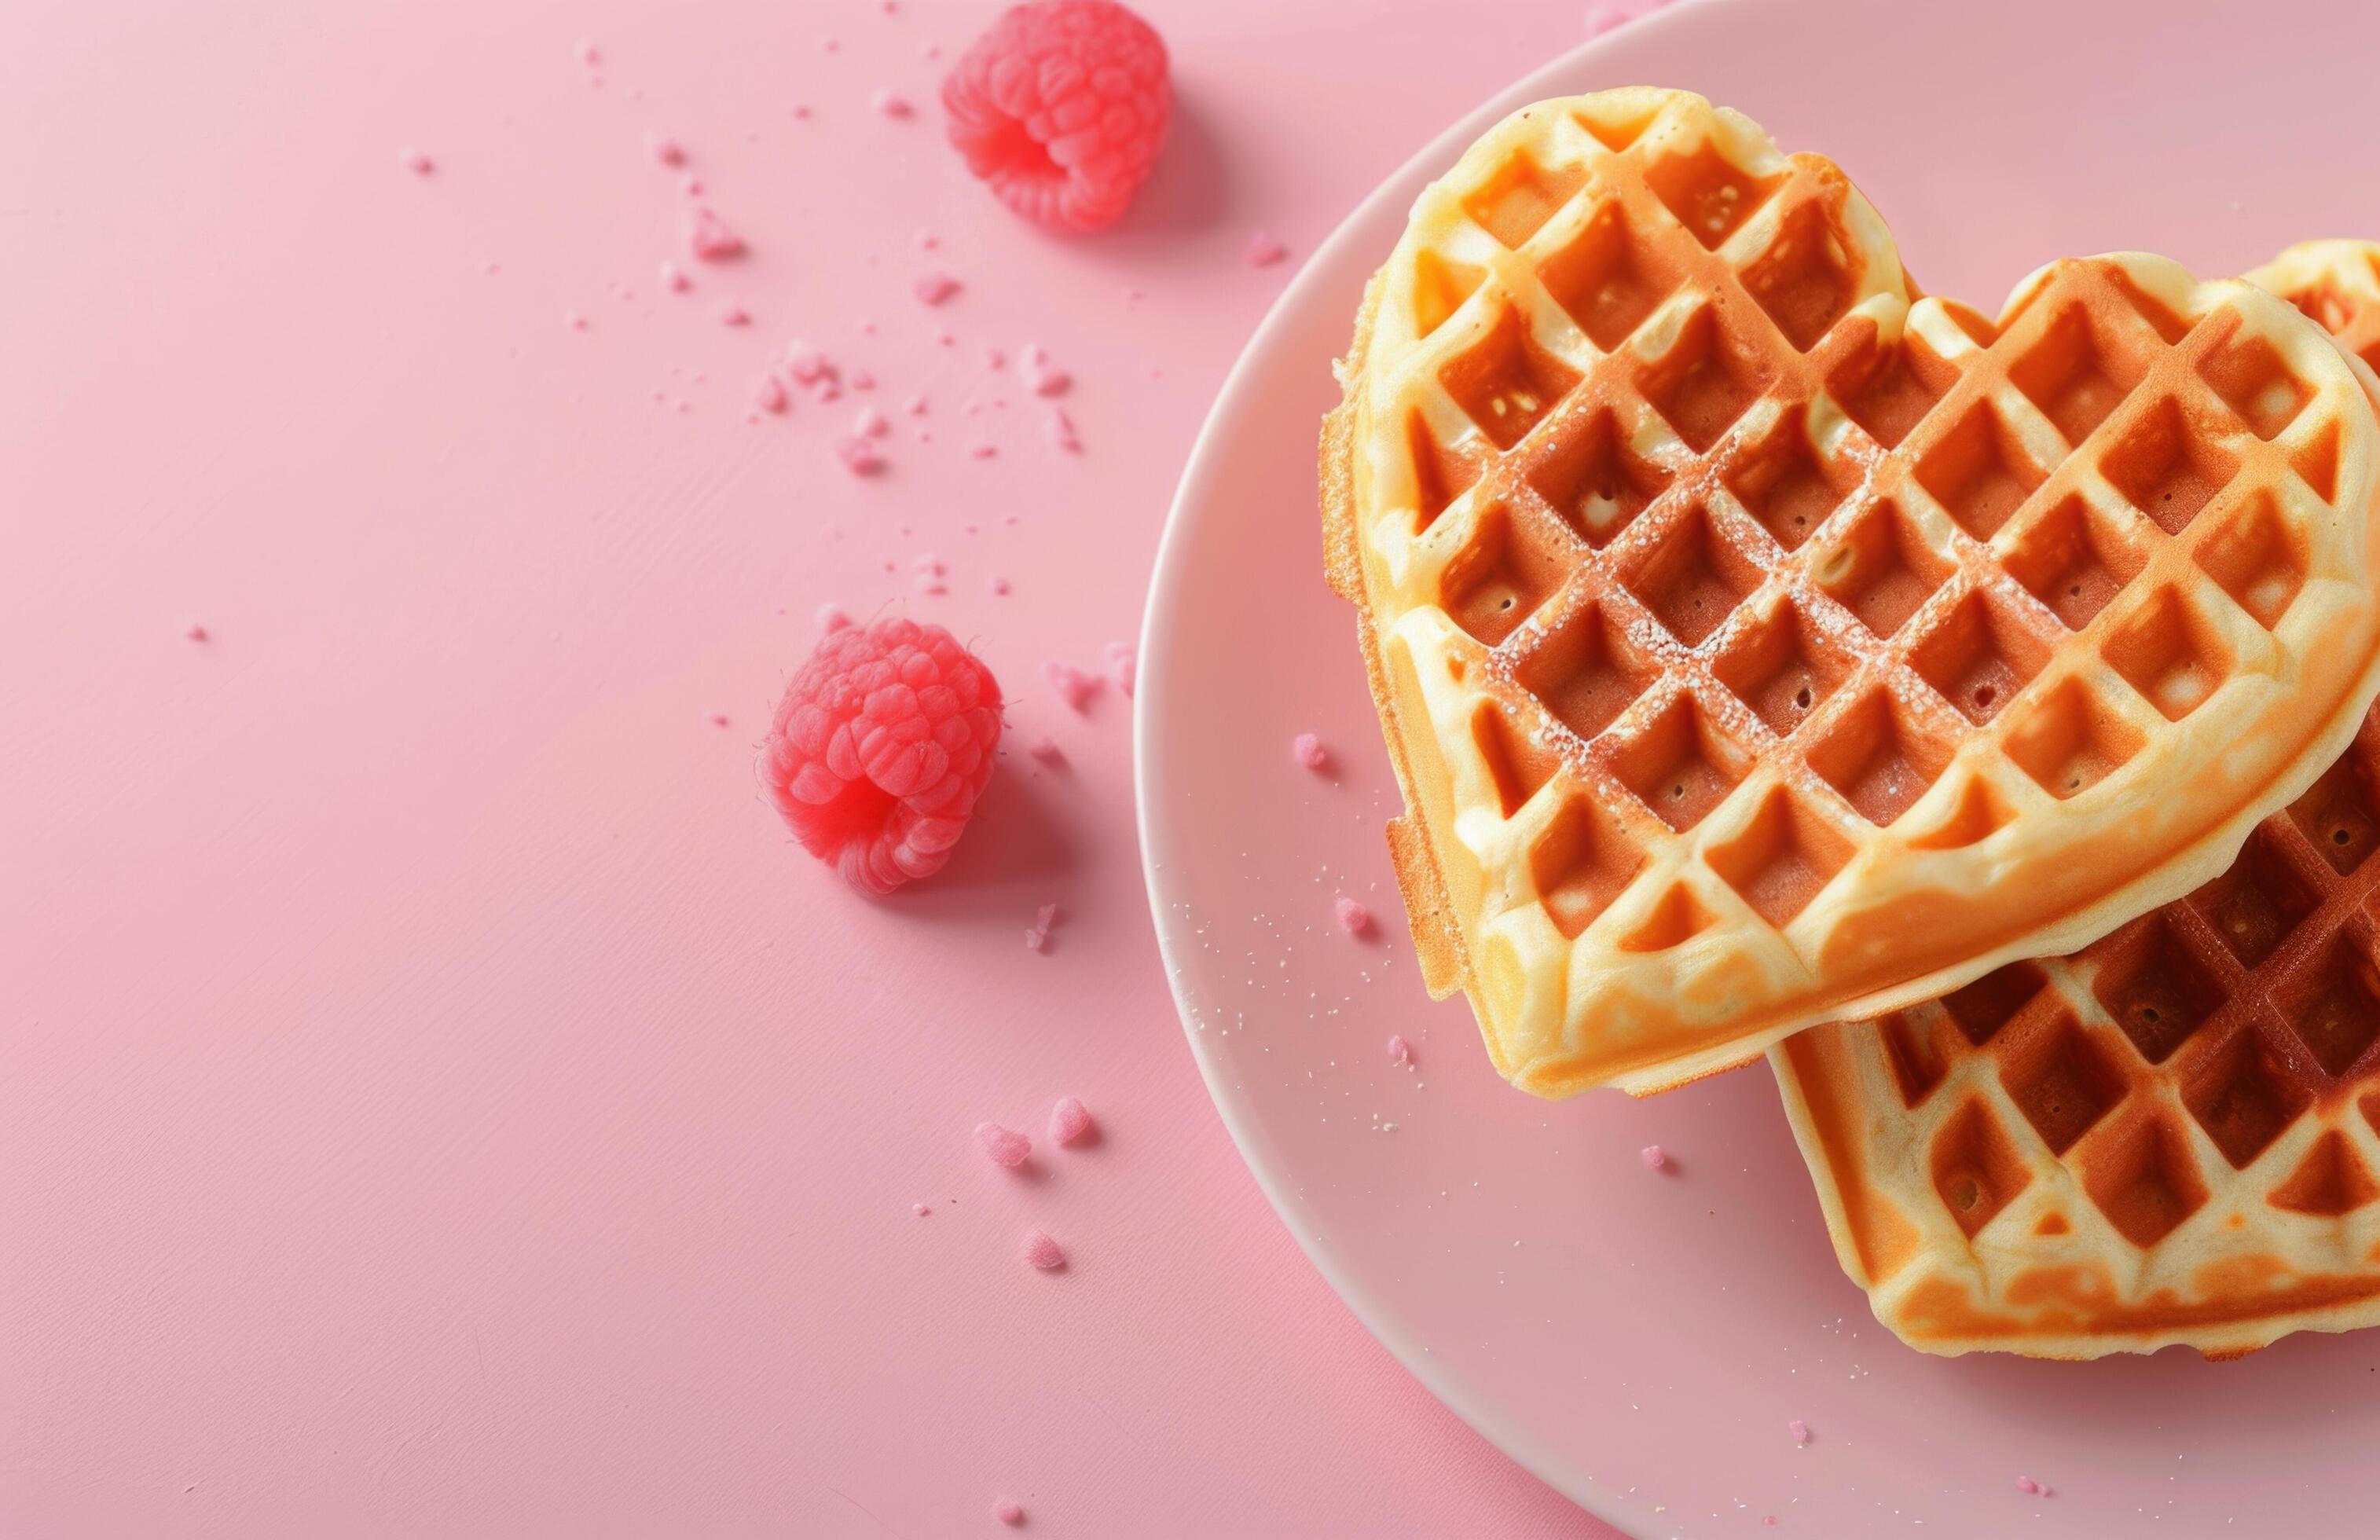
[0,0,1662,1534]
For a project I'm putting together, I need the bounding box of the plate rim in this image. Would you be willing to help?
[1131,6,1738,1531]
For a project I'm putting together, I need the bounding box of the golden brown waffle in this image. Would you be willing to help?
[1322,89,2380,1097]
[1773,241,2380,1359]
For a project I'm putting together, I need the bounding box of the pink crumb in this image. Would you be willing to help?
[754,375,789,413]
[913,272,961,306]
[685,207,744,260]
[564,311,588,331]
[2015,1476,2039,1495]
[993,1498,1025,1526]
[1788,1419,1810,1446]
[660,261,691,292]
[1386,1034,1412,1067]
[709,713,731,728]
[793,103,812,119]
[1104,642,1135,698]
[970,442,998,460]
[1334,896,1373,937]
[974,1122,1031,1169]
[990,577,1012,596]
[1045,409,1080,453]
[1292,732,1329,771]
[1640,1145,1668,1170]
[1043,662,1098,713]
[913,1202,931,1217]
[719,304,751,327]
[1026,737,1065,768]
[915,229,939,250]
[1048,1095,1095,1146]
[904,394,930,416]
[1244,231,1288,267]
[871,89,913,119]
[834,436,885,475]
[574,37,600,64]
[1023,901,1061,952]
[854,406,890,438]
[1019,343,1070,397]
[1020,1230,1065,1271]
[850,368,877,391]
[787,342,834,386]
[645,130,685,166]
[398,145,434,174]
[184,621,210,643]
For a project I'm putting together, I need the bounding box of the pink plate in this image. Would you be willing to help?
[1137,1,2380,1534]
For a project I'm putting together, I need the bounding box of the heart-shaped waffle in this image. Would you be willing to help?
[1321,90,2380,1097]
[1773,242,2380,1359]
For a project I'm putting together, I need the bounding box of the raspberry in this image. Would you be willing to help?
[757,617,1003,896]
[941,0,1169,233]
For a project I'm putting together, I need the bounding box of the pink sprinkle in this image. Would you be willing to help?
[1043,662,1098,713]
[184,621,210,642]
[1292,732,1329,771]
[564,311,588,331]
[1104,641,1135,698]
[913,272,960,306]
[1245,231,1289,267]
[1386,1034,1412,1067]
[993,1499,1025,1527]
[2015,1476,2039,1495]
[1019,343,1071,397]
[787,342,834,384]
[820,35,839,52]
[645,130,685,167]
[975,1122,1031,1168]
[915,229,939,250]
[1020,1230,1065,1271]
[719,304,751,327]
[685,207,743,260]
[1788,1419,1810,1446]
[904,394,930,416]
[574,37,601,64]
[970,442,998,460]
[754,375,789,413]
[793,103,812,120]
[982,346,1006,370]
[854,406,890,438]
[816,603,853,636]
[913,1202,930,1217]
[849,368,876,391]
[1027,737,1065,768]
[872,90,913,119]
[1640,1145,1668,1170]
[990,576,1012,596]
[1335,896,1373,936]
[398,145,434,174]
[709,712,731,728]
[1049,1095,1095,1146]
[660,261,691,292]
[1045,409,1080,453]
[835,436,885,475]
[937,330,955,346]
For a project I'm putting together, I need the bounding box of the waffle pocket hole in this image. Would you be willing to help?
[2099,394,2239,536]
[1878,1009,1951,1107]
[2270,1130,2380,1217]
[1810,497,1954,638]
[2275,934,2380,1078]
[2286,751,2380,876]
[2004,1009,2126,1155]
[1634,304,1765,453]
[1616,500,1761,647]
[1521,406,1674,548]
[1409,249,1487,339]
[1929,1098,2033,1238]
[2008,302,2146,445]
[2003,493,2151,630]
[2197,321,2314,440]
[1471,702,1561,819]
[2000,678,2144,801]
[1513,599,1661,742]
[1909,588,2054,726]
[1702,786,1853,927]
[2192,487,2307,629]
[2101,585,2234,722]
[1740,200,1861,350]
[1403,409,1483,534]
[2187,827,2319,967]
[2085,912,2224,1063]
[1536,201,1676,352]
[1461,150,1586,249]
[1527,796,1647,940]
[1827,326,1954,449]
[2181,1032,2312,1169]
[1912,398,2050,541]
[1802,688,1954,827]
[1439,305,1582,451]
[1719,403,1847,552]
[1642,141,1781,250]
[1939,961,2047,1047]
[1604,692,1754,833]
[1442,504,1568,647]
[1615,882,1719,953]
[2082,1109,2209,1247]
[1709,596,1857,737]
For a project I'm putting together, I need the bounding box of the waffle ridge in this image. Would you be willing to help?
[1773,241,2380,1359]
[1323,90,2380,1098]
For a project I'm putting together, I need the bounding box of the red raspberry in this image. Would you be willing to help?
[941,0,1170,233]
[757,616,1003,896]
